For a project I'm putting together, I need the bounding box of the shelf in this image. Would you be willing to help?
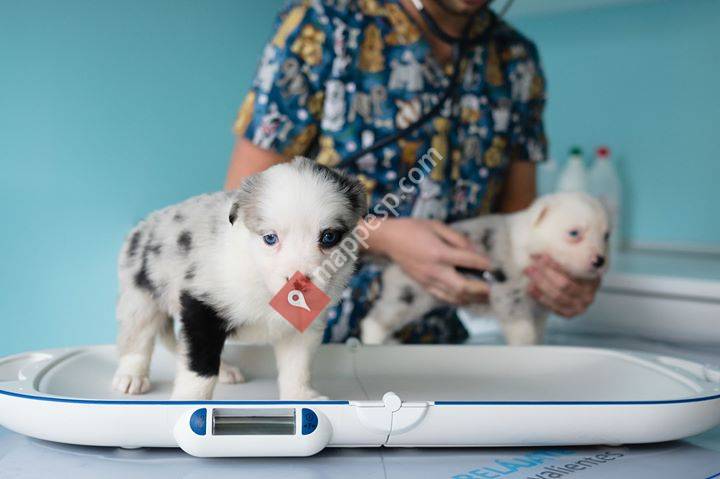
[603,250,720,301]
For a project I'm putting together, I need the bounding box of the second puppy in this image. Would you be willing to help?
[361,192,609,346]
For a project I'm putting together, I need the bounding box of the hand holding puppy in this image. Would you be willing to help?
[368,218,491,305]
[525,254,601,319]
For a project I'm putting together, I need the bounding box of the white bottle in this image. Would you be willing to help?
[556,146,588,193]
[589,146,622,252]
[537,156,559,196]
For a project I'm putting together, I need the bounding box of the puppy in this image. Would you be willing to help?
[361,192,609,346]
[112,158,366,400]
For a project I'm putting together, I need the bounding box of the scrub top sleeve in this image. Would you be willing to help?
[506,40,548,163]
[232,2,334,158]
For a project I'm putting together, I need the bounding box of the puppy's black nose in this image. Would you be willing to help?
[592,255,606,268]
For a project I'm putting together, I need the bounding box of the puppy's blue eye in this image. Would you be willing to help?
[262,233,278,246]
[568,229,580,238]
[319,229,342,248]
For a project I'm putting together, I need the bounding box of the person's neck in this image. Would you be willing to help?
[421,0,470,37]
[398,0,482,65]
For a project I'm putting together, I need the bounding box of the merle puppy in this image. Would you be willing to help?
[113,158,366,400]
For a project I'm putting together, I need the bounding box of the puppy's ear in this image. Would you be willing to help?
[310,161,368,220]
[529,196,551,227]
[341,173,368,221]
[228,174,263,229]
[228,202,240,225]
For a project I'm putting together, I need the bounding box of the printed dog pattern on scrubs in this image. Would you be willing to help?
[235,0,547,343]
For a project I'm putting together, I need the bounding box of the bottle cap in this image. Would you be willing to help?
[569,146,583,156]
[596,146,611,158]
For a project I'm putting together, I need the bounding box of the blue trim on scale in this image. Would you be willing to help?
[1,387,719,406]
[435,394,720,406]
[0,389,349,405]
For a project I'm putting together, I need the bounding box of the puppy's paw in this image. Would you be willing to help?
[309,392,330,401]
[280,386,328,401]
[361,318,390,345]
[112,373,151,395]
[219,362,245,384]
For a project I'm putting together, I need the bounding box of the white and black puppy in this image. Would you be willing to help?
[361,192,610,346]
[113,158,366,400]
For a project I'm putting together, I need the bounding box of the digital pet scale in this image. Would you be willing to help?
[1,343,719,457]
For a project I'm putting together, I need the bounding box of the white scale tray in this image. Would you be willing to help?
[1,344,719,457]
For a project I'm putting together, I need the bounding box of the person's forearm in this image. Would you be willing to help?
[225,138,286,190]
[500,161,537,213]
[359,216,391,255]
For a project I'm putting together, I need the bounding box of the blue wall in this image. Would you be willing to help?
[513,0,720,249]
[0,0,285,355]
[1,0,718,355]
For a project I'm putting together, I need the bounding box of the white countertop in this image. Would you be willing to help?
[0,428,718,479]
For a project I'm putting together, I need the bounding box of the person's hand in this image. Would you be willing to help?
[368,218,491,305]
[525,254,601,318]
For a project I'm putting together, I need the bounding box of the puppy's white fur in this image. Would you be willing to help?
[361,192,610,345]
[113,158,366,400]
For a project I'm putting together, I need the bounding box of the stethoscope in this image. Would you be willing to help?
[346,0,516,284]
[343,0,515,164]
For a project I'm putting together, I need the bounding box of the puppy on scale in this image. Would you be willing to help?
[361,193,610,346]
[113,158,366,401]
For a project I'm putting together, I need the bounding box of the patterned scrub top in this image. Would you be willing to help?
[234,0,548,343]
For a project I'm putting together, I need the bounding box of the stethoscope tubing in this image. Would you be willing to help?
[344,0,509,164]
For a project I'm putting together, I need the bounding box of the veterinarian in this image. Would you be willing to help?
[225,0,601,343]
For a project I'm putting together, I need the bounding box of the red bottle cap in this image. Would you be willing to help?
[596,146,610,158]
